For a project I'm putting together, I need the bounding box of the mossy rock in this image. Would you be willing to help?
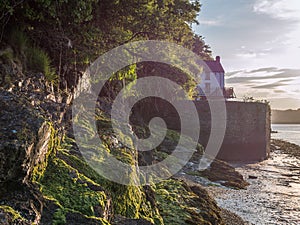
[37,154,110,221]
[191,159,249,189]
[0,90,52,186]
[154,179,225,225]
[35,135,161,224]
[0,205,26,225]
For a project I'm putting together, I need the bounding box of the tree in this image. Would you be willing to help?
[1,0,211,93]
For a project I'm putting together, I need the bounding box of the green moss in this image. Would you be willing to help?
[139,201,163,225]
[39,156,108,217]
[154,179,224,225]
[68,111,158,221]
[58,150,108,186]
[0,205,25,222]
[154,179,193,224]
[59,143,160,224]
[29,107,213,225]
[53,208,66,225]
[31,123,58,183]
[30,127,110,224]
[110,184,142,218]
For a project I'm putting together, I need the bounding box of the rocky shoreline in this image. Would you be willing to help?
[2,39,296,224]
[0,85,249,225]
[176,177,248,225]
[271,139,300,159]
[0,40,252,224]
[3,80,296,225]
[2,75,296,224]
[201,139,300,225]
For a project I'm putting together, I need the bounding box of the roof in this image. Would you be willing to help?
[204,57,225,73]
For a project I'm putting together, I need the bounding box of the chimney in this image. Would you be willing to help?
[216,56,220,62]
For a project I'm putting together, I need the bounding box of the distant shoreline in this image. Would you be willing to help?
[272,109,300,124]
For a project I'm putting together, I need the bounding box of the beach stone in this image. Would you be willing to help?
[248,175,258,179]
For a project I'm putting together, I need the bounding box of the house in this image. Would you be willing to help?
[196,56,235,99]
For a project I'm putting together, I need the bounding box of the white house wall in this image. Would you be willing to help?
[197,72,225,96]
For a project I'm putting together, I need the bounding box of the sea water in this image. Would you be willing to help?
[271,124,300,146]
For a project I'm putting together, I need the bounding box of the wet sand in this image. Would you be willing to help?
[206,139,300,225]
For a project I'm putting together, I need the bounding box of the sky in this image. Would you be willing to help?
[193,0,300,109]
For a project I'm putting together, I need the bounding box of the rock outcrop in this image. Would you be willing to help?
[0,90,52,186]
[0,44,248,225]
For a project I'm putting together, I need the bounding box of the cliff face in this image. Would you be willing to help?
[0,45,246,225]
[0,90,53,225]
[0,91,224,224]
[0,90,51,185]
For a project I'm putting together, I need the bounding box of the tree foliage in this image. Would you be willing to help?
[1,0,212,93]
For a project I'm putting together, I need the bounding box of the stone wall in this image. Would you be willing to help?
[194,101,271,161]
[132,99,271,162]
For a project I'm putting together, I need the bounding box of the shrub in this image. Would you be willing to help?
[8,28,28,54]
[26,46,58,83]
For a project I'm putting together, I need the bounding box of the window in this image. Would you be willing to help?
[205,83,210,93]
[205,72,210,80]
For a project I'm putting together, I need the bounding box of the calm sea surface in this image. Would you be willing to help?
[271,124,300,146]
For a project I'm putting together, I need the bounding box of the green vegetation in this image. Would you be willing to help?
[0,205,25,222]
[0,0,212,95]
[30,109,223,224]
[52,208,67,225]
[32,129,161,224]
[155,179,194,224]
[0,47,14,63]
[0,1,242,225]
[7,28,28,55]
[31,123,58,183]
[30,125,111,224]
[154,179,224,225]
[40,156,107,217]
[242,95,270,104]
[1,28,58,83]
[33,147,111,224]
[26,46,57,82]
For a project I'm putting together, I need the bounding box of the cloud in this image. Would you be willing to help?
[252,79,293,89]
[235,46,275,59]
[226,70,245,77]
[200,19,221,26]
[247,67,278,73]
[253,0,300,20]
[223,65,300,108]
[225,67,300,103]
[226,68,300,82]
[236,52,257,58]
[273,89,285,93]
